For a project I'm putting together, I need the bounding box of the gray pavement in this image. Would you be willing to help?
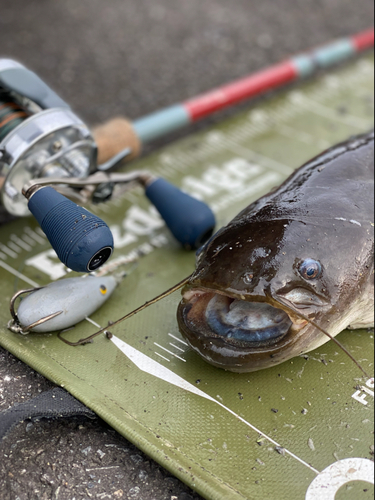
[0,1,374,499]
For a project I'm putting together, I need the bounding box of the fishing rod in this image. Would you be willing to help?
[0,28,373,274]
[126,28,375,147]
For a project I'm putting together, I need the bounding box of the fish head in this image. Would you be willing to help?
[177,210,373,372]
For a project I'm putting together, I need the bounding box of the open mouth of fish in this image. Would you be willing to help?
[177,287,311,371]
[179,288,307,345]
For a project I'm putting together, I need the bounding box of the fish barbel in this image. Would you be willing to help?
[177,132,374,372]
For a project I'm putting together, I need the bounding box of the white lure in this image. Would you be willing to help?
[13,276,118,334]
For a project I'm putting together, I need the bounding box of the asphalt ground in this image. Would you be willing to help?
[0,1,374,499]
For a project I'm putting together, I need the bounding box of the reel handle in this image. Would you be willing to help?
[145,178,216,249]
[25,173,216,252]
[28,187,113,273]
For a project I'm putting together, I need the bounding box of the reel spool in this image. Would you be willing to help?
[0,89,31,143]
[0,59,216,273]
[0,59,98,218]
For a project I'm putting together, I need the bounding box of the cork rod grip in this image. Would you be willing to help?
[92,117,142,165]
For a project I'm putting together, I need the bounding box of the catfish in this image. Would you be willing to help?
[177,132,374,372]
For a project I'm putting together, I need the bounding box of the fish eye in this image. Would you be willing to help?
[299,259,322,280]
[243,272,254,285]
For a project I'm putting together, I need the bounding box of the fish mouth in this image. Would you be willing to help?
[177,287,309,372]
[205,294,292,343]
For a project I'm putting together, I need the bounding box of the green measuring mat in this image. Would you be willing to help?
[0,54,374,500]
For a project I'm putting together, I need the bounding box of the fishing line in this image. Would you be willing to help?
[269,293,371,379]
[0,90,30,142]
[58,274,193,346]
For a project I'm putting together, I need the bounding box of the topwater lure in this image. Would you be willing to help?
[8,275,118,335]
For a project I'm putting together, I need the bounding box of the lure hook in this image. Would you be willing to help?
[57,327,113,346]
[8,287,63,335]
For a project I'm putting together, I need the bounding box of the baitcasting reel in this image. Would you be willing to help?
[0,59,216,273]
[0,59,98,217]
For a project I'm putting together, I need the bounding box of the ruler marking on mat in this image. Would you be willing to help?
[84,317,102,329]
[23,227,46,245]
[168,333,188,346]
[223,138,294,177]
[0,260,39,288]
[278,124,331,149]
[169,343,185,353]
[289,93,370,129]
[154,342,187,362]
[0,244,18,259]
[112,335,321,475]
[9,234,33,252]
[155,352,171,363]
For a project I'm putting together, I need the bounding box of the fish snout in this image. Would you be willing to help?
[177,288,314,372]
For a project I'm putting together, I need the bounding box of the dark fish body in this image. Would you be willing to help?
[177,132,374,372]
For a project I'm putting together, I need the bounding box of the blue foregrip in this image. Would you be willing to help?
[28,187,114,273]
[145,178,216,249]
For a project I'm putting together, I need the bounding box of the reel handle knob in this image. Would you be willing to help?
[145,178,216,249]
[28,187,114,273]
